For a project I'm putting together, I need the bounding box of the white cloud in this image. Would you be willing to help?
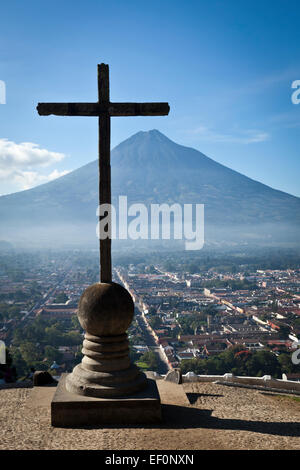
[190,126,269,144]
[0,138,65,168]
[0,138,70,192]
[13,169,70,190]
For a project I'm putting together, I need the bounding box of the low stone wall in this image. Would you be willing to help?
[0,380,33,390]
[182,374,221,383]
[181,372,300,394]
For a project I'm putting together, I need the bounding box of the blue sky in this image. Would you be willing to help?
[0,0,300,196]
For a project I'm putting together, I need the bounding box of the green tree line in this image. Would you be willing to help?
[180,345,298,379]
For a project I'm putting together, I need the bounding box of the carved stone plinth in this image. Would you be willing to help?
[65,282,147,398]
[51,281,161,426]
[66,333,146,397]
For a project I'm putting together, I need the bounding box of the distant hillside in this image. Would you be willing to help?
[0,130,299,248]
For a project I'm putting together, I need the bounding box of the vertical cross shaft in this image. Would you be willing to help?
[98,64,112,283]
[37,64,170,285]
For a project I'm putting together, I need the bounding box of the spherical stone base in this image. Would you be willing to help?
[77,282,134,336]
[66,364,147,398]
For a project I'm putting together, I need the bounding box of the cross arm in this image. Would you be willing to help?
[37,102,105,116]
[37,102,170,117]
[109,102,170,116]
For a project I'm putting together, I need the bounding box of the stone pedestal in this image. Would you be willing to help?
[66,332,147,397]
[52,373,161,427]
[51,282,161,426]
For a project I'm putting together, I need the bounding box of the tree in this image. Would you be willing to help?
[54,292,68,304]
[45,324,64,346]
[71,315,82,331]
[148,315,162,330]
[130,348,140,363]
[180,345,285,378]
[246,350,281,377]
[19,342,41,364]
[278,325,290,340]
[63,331,82,346]
[140,351,158,369]
[277,353,297,374]
[44,345,63,363]
[9,347,27,377]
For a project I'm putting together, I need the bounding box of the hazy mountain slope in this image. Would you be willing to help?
[0,130,299,247]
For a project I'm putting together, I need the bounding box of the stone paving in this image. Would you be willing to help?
[0,381,299,450]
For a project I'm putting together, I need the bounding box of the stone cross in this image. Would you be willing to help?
[37,64,170,282]
[37,65,170,405]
